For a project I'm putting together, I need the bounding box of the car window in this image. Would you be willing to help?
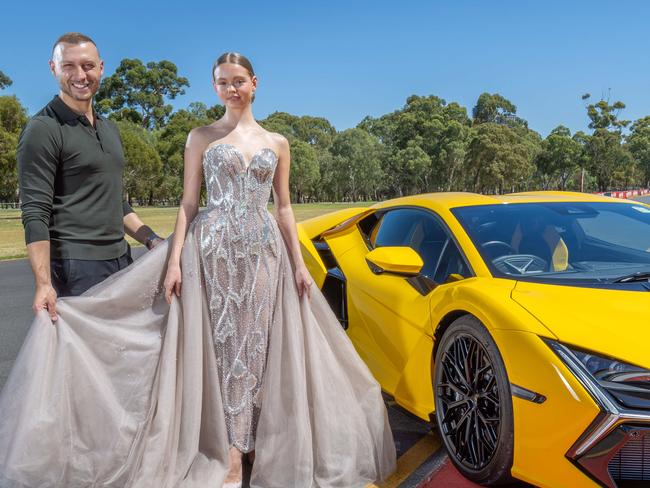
[434,240,471,283]
[372,208,454,280]
[577,208,650,252]
[452,202,650,285]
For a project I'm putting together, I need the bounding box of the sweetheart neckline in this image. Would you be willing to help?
[203,142,278,172]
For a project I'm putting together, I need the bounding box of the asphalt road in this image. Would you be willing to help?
[0,247,149,387]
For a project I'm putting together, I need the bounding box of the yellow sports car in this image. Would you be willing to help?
[297,192,650,488]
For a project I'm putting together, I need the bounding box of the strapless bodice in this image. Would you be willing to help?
[202,143,278,215]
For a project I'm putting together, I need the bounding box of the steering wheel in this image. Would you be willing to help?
[493,254,548,275]
[481,240,516,258]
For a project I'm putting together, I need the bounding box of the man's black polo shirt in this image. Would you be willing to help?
[17,95,134,260]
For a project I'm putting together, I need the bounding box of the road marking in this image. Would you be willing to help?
[369,432,441,488]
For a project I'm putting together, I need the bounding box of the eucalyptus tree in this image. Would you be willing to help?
[0,71,12,90]
[96,59,189,129]
[0,95,27,201]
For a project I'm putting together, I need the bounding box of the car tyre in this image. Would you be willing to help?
[433,314,514,485]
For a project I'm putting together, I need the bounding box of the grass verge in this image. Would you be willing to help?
[0,202,374,261]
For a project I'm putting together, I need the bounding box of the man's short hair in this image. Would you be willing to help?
[52,33,98,55]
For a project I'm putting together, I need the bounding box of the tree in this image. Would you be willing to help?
[0,95,28,134]
[585,129,633,191]
[0,129,18,201]
[472,93,527,127]
[359,95,472,193]
[330,128,383,201]
[116,121,162,204]
[289,140,320,202]
[466,123,540,193]
[581,94,633,191]
[187,101,225,121]
[0,70,12,90]
[389,139,431,196]
[0,96,28,200]
[582,94,630,131]
[155,108,212,202]
[535,126,582,190]
[260,112,336,149]
[434,111,472,191]
[628,116,650,187]
[96,59,189,129]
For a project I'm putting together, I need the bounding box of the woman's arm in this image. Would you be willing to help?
[164,128,206,303]
[272,136,313,299]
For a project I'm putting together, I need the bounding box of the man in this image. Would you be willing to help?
[17,32,164,322]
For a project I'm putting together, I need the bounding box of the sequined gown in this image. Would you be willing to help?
[196,143,281,452]
[0,143,396,488]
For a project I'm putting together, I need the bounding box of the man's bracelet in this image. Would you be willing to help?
[145,233,160,250]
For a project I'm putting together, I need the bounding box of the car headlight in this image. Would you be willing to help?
[546,340,650,411]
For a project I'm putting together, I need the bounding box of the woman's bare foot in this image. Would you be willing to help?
[224,447,243,486]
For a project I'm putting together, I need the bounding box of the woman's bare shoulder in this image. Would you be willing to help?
[266,131,290,153]
[187,123,225,152]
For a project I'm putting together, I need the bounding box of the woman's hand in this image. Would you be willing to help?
[164,262,182,304]
[294,265,314,300]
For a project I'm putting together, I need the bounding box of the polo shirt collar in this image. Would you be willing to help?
[50,95,103,123]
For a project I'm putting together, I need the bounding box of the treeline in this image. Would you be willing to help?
[1,62,649,205]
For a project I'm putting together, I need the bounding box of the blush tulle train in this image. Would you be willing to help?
[0,223,396,487]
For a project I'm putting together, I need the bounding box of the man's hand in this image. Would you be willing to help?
[33,283,58,322]
[26,241,57,323]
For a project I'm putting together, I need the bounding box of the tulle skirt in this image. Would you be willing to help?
[0,220,396,487]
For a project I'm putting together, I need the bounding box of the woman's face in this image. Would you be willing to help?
[213,63,257,108]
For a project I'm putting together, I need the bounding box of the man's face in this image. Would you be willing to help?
[49,42,103,102]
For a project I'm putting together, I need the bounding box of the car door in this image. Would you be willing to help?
[342,207,460,394]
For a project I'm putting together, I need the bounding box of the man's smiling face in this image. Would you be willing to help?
[50,41,104,102]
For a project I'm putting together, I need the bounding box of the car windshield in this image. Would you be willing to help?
[452,201,650,284]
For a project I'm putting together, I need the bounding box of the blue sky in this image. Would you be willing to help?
[1,0,649,136]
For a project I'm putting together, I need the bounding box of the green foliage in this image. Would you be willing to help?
[260,112,336,149]
[389,139,431,196]
[577,94,638,191]
[330,128,383,201]
[8,60,650,204]
[359,95,473,193]
[0,96,27,201]
[0,129,18,200]
[466,123,540,193]
[96,59,189,129]
[583,95,629,131]
[535,126,582,190]
[627,116,650,186]
[0,96,28,134]
[116,120,162,204]
[289,140,320,202]
[0,70,12,90]
[585,129,634,191]
[155,108,212,202]
[187,101,225,121]
[472,93,527,127]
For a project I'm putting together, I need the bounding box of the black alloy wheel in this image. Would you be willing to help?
[434,315,514,485]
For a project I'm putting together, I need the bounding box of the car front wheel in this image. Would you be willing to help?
[433,314,514,485]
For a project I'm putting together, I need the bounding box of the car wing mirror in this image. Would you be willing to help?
[365,246,423,276]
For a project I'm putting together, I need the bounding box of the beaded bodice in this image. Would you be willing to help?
[203,143,278,213]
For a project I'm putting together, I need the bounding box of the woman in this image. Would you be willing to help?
[0,53,396,488]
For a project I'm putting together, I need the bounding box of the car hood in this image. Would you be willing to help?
[511,281,650,369]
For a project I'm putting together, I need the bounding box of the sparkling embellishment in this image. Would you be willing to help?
[196,143,280,453]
